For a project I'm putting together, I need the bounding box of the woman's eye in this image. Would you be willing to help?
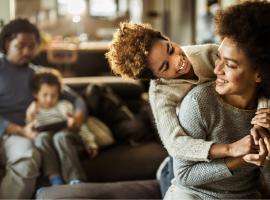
[225,63,236,69]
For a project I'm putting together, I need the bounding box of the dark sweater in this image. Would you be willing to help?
[0,56,34,126]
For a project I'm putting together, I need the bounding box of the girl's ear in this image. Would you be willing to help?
[255,71,262,83]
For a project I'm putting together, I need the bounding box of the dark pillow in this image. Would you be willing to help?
[85,84,154,145]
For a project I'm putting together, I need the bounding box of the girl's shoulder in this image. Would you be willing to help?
[182,44,218,56]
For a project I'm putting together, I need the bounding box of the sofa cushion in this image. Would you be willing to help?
[36,180,161,199]
[86,116,115,148]
[82,142,167,182]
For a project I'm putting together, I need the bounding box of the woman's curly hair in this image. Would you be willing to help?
[215,1,270,97]
[106,22,166,79]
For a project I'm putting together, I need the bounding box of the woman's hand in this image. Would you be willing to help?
[251,108,270,129]
[243,138,268,166]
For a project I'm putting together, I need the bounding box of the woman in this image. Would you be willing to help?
[165,1,270,199]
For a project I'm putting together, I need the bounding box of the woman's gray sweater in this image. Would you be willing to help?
[173,82,261,199]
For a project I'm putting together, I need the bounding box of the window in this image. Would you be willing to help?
[58,0,86,16]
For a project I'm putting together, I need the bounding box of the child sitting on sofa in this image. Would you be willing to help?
[26,70,98,186]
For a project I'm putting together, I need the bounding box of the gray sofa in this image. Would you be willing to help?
[35,76,270,199]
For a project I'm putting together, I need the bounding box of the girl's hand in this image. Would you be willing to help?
[243,138,268,166]
[228,135,257,157]
[250,125,269,145]
[251,108,270,129]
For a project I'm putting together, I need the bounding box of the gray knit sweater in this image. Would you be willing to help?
[149,44,218,161]
[173,82,261,199]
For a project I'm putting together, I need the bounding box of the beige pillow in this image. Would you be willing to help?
[86,116,115,147]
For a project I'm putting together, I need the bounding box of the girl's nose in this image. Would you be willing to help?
[214,59,224,75]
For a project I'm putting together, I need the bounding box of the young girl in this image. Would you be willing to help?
[26,70,98,186]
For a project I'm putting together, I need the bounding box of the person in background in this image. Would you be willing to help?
[26,71,98,186]
[0,18,87,198]
[106,21,269,196]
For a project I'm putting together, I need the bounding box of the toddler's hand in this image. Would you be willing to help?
[67,113,79,132]
[23,122,38,140]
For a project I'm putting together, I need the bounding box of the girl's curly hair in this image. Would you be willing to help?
[106,22,166,79]
[215,1,270,97]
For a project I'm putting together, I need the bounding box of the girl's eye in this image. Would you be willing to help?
[164,64,169,71]
[169,46,175,55]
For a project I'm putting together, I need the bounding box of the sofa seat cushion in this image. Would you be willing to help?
[36,180,161,199]
[82,141,167,182]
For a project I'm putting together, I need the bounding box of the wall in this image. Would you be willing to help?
[142,0,195,45]
[0,0,15,26]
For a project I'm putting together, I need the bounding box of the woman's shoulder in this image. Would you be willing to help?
[179,82,219,122]
[186,82,215,99]
[181,82,218,111]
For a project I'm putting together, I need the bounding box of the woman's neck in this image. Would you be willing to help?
[222,93,258,110]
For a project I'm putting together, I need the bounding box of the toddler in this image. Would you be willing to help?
[26,71,98,185]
